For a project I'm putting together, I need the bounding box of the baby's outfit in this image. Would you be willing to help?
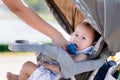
[76,46,94,59]
[28,66,57,80]
[28,46,94,80]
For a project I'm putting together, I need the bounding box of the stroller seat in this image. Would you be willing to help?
[9,36,110,79]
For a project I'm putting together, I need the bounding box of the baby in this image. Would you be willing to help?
[7,20,100,80]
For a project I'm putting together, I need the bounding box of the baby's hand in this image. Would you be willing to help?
[37,60,46,66]
[38,61,60,73]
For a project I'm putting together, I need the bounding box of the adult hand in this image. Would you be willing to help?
[51,33,68,50]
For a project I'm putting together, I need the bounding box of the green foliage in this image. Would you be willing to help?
[24,0,55,21]
[0,44,10,52]
[24,0,49,13]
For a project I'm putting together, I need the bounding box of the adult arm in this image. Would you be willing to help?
[3,0,68,49]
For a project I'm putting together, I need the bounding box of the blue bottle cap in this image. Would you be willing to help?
[67,43,77,55]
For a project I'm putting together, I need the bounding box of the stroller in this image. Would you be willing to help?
[9,0,120,80]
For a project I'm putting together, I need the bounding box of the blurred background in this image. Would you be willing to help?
[0,0,70,80]
[0,0,70,51]
[0,0,120,80]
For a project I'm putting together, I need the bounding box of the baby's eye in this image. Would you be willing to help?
[75,34,78,37]
[82,37,86,40]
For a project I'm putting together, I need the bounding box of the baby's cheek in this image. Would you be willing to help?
[71,38,76,43]
[77,48,80,51]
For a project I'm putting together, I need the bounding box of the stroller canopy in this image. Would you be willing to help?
[45,0,120,54]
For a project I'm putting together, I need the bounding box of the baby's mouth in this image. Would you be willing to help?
[74,43,78,48]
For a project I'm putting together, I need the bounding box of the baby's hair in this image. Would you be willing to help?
[80,20,101,42]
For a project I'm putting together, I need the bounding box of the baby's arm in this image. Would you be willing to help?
[39,61,60,73]
[72,53,88,62]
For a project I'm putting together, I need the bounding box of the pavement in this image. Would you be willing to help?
[0,52,36,80]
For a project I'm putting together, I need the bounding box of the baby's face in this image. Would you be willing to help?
[71,24,95,51]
